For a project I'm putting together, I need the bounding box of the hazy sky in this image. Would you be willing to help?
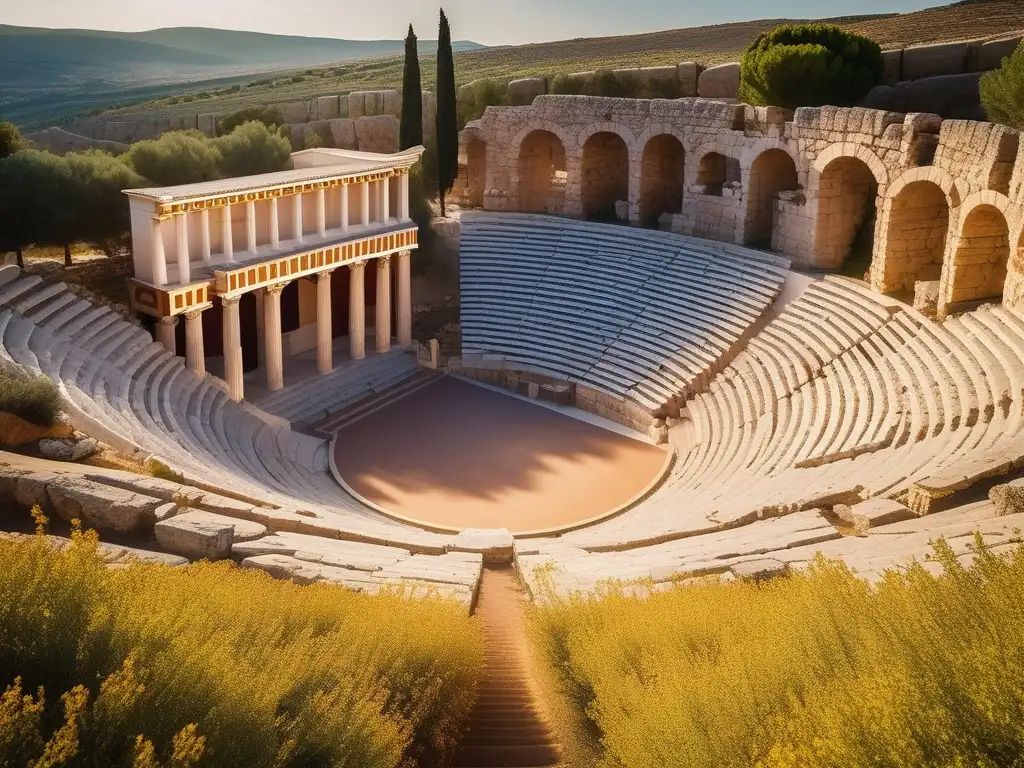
[4,0,945,46]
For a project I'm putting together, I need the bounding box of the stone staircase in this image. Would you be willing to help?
[311,368,441,435]
[454,566,562,768]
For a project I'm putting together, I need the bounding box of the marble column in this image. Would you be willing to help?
[246,200,257,255]
[340,184,350,233]
[155,315,177,353]
[349,262,366,360]
[293,193,304,244]
[200,209,212,263]
[176,214,190,284]
[398,173,410,221]
[316,270,334,374]
[151,218,168,286]
[381,177,390,223]
[269,197,280,249]
[222,296,243,402]
[264,283,285,392]
[316,188,327,238]
[254,288,266,363]
[375,255,392,353]
[184,309,205,377]
[396,251,412,347]
[360,182,370,228]
[222,204,234,261]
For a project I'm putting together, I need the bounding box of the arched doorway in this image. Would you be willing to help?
[882,181,950,293]
[744,149,799,248]
[948,204,1010,306]
[582,132,629,221]
[813,156,878,271]
[467,137,486,208]
[518,130,566,214]
[639,135,685,227]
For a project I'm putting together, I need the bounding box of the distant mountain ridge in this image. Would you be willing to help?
[0,24,484,83]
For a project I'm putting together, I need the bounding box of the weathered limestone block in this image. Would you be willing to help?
[698,63,740,99]
[197,114,218,136]
[902,42,969,80]
[451,528,514,562]
[155,512,236,561]
[0,264,19,288]
[355,115,399,153]
[882,49,903,85]
[328,118,358,149]
[242,553,377,586]
[303,119,330,146]
[835,498,916,531]
[990,479,1024,517]
[422,90,437,139]
[862,73,983,121]
[730,558,788,582]
[381,90,402,117]
[912,280,941,319]
[316,95,341,120]
[508,77,547,106]
[975,36,1023,72]
[46,477,164,534]
[676,62,702,96]
[280,101,310,123]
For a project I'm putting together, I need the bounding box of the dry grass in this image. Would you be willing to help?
[96,0,1024,123]
[0,523,484,767]
[530,539,1024,768]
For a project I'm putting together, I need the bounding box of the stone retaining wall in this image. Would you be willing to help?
[67,88,435,153]
[450,360,663,441]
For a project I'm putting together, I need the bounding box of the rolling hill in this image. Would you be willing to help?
[7,0,1024,129]
[0,24,484,125]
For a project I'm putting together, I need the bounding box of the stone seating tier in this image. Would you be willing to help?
[460,212,789,413]
[518,274,1024,593]
[0,277,484,568]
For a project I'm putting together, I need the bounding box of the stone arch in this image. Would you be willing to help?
[743,148,799,248]
[880,176,954,294]
[582,131,630,221]
[811,155,879,271]
[517,129,568,214]
[946,194,1012,307]
[576,122,638,154]
[639,134,685,227]
[466,136,487,209]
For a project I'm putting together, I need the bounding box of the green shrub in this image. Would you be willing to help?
[0,371,60,426]
[0,526,484,767]
[457,79,508,128]
[126,130,221,186]
[549,74,588,95]
[144,457,185,484]
[981,38,1024,129]
[739,24,884,109]
[531,538,1024,768]
[0,121,35,157]
[215,106,284,137]
[213,121,292,177]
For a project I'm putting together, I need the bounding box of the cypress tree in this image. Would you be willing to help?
[435,8,458,216]
[400,24,423,150]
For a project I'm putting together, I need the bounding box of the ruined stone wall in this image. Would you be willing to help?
[67,88,435,154]
[461,94,1024,318]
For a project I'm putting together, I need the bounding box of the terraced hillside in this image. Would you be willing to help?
[96,0,1024,124]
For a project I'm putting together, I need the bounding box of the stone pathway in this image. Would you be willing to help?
[454,566,562,768]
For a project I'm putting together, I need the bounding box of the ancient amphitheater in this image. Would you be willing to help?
[3,94,1024,766]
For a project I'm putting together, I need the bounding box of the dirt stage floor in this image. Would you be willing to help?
[332,377,668,532]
